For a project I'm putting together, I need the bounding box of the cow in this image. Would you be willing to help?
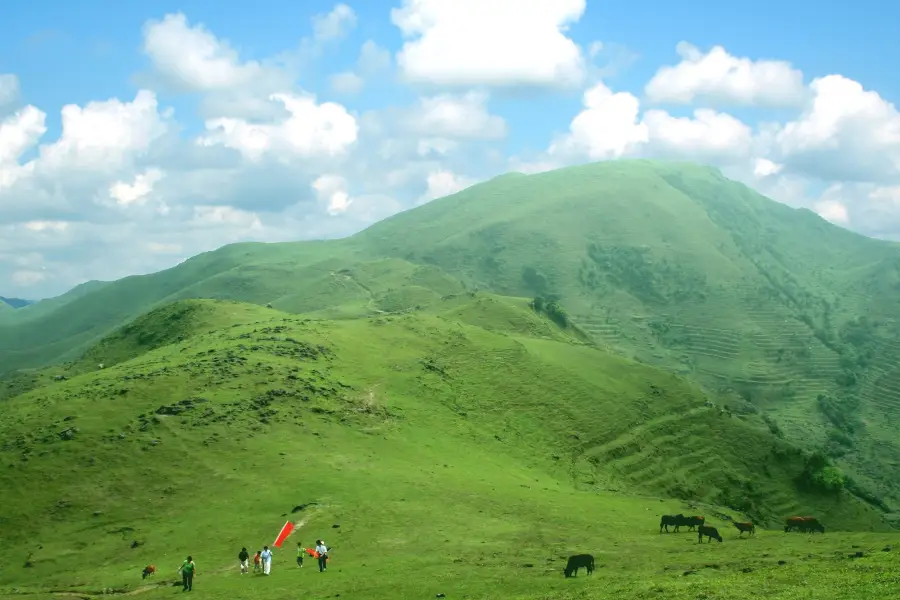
[733,522,755,536]
[698,525,723,543]
[660,514,684,533]
[660,514,704,533]
[682,515,705,531]
[142,564,156,579]
[563,554,595,578]
[784,516,825,533]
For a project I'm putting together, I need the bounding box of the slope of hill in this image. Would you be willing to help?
[1,158,899,509]
[1,298,896,600]
[0,296,33,309]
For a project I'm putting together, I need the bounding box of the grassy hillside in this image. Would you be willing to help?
[1,158,899,509]
[1,298,896,600]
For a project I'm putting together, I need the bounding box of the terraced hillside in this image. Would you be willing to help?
[1,298,896,600]
[2,159,900,510]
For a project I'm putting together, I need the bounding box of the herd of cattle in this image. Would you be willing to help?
[562,514,826,577]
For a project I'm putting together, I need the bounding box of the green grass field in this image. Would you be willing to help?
[2,159,900,599]
[1,298,898,599]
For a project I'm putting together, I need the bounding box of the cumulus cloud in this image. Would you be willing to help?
[403,91,506,140]
[548,82,648,160]
[419,169,477,203]
[312,174,353,215]
[645,42,807,108]
[641,108,753,162]
[142,13,280,93]
[197,92,359,162]
[773,75,900,183]
[391,0,588,88]
[312,4,357,42]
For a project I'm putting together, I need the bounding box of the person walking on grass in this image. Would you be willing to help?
[179,556,196,591]
[296,541,304,568]
[261,545,273,575]
[253,550,262,572]
[315,540,329,572]
[238,547,250,574]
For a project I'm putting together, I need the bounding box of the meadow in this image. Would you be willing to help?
[2,297,897,599]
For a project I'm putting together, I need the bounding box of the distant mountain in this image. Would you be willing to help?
[0,296,34,309]
[1,158,899,511]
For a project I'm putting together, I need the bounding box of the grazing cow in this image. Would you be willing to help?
[733,522,755,536]
[682,515,705,531]
[698,525,723,543]
[785,516,825,534]
[563,554,595,577]
[142,564,156,579]
[660,514,684,533]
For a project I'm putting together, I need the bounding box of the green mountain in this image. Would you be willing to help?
[2,160,899,506]
[1,297,896,599]
[2,159,900,598]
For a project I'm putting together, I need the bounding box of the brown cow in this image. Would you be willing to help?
[142,564,156,579]
[733,522,755,536]
[784,517,824,533]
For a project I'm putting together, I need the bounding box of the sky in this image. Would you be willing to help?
[1,0,899,300]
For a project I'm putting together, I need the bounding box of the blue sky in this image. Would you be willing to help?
[1,0,899,299]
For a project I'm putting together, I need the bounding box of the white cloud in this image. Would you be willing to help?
[815,199,850,224]
[773,75,900,183]
[753,158,783,178]
[0,74,20,109]
[23,220,69,233]
[330,71,365,95]
[198,92,359,161]
[0,105,47,189]
[391,0,587,88]
[645,42,806,107]
[641,108,753,161]
[420,169,477,203]
[404,91,506,140]
[312,174,352,215]
[312,4,357,42]
[38,90,169,173]
[142,13,274,92]
[549,82,648,160]
[12,270,46,286]
[109,168,165,206]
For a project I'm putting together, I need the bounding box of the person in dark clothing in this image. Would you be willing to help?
[180,556,196,591]
[238,547,250,574]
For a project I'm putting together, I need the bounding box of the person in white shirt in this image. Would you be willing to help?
[314,540,328,572]
[260,546,273,575]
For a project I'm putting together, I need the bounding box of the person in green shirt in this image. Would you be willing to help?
[179,556,196,591]
[296,541,304,568]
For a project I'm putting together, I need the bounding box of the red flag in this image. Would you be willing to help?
[273,521,295,548]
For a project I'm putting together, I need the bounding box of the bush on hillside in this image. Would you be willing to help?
[796,451,845,494]
[529,296,569,328]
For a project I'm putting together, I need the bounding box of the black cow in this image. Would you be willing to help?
[698,525,723,543]
[563,554,595,577]
[733,522,755,536]
[660,513,705,533]
[660,514,684,533]
[784,517,825,534]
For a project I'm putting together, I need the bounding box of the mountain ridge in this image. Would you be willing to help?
[2,158,899,511]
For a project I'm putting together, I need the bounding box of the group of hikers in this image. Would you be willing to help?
[161,540,329,592]
[237,540,330,576]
